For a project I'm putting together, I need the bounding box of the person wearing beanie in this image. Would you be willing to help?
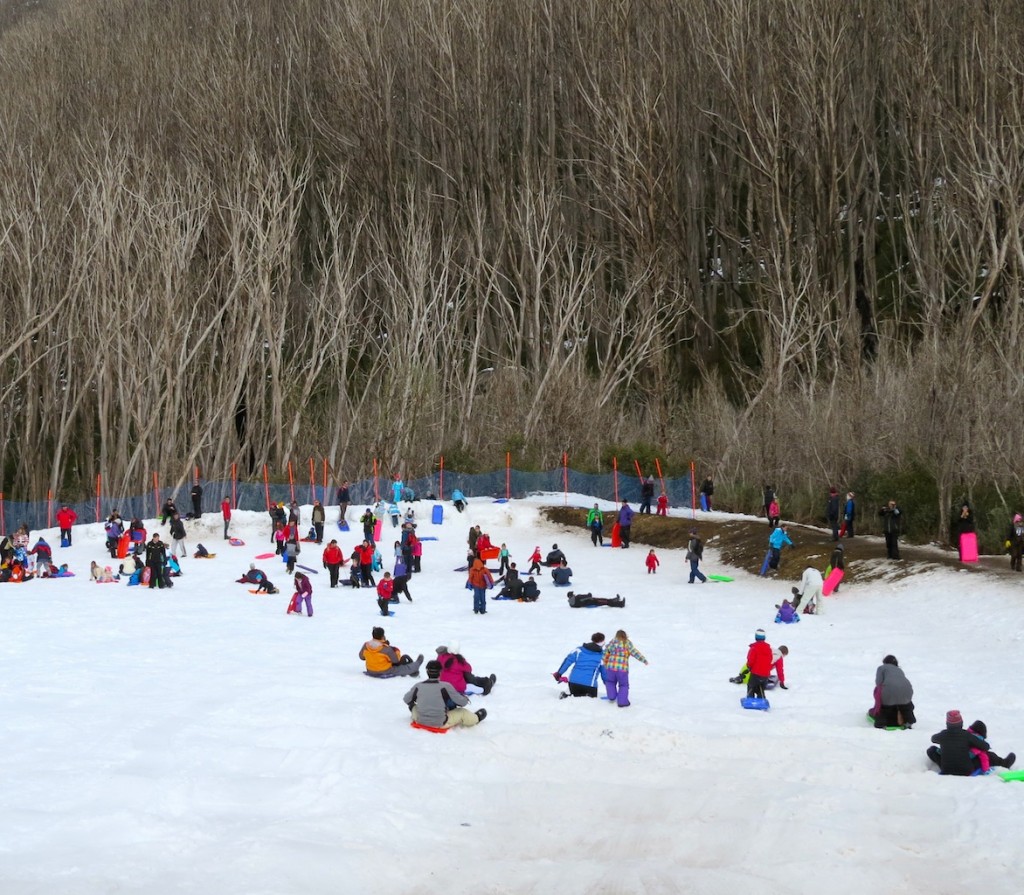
[403,660,486,728]
[527,546,543,576]
[745,629,773,698]
[962,720,1016,772]
[587,503,605,545]
[826,487,841,541]
[436,644,497,696]
[360,627,423,678]
[926,710,995,775]
[871,655,916,729]
[729,645,789,689]
[602,630,648,707]
[843,491,856,538]
[1007,513,1024,572]
[467,557,494,615]
[554,633,607,697]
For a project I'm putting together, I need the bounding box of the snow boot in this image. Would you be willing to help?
[475,709,487,722]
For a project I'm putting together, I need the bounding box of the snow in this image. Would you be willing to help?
[2,494,1022,895]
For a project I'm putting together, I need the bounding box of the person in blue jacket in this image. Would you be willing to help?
[452,489,466,513]
[768,524,793,571]
[554,633,606,697]
[843,491,856,538]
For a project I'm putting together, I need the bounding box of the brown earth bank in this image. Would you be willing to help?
[541,507,1021,588]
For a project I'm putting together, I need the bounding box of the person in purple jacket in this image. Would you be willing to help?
[618,500,635,549]
[289,571,314,617]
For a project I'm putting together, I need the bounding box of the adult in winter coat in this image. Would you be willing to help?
[601,629,648,707]
[767,525,793,571]
[144,534,168,590]
[872,654,915,728]
[169,513,187,559]
[554,633,606,697]
[360,509,375,543]
[618,501,635,548]
[404,660,486,728]
[1006,514,1024,572]
[879,500,902,559]
[791,567,825,615]
[311,500,326,543]
[926,710,992,775]
[190,482,203,519]
[336,481,351,522]
[952,501,975,544]
[639,477,655,514]
[545,544,566,566]
[686,529,707,583]
[436,644,496,695]
[551,560,573,586]
[843,492,856,537]
[586,504,604,546]
[745,629,773,699]
[700,477,715,511]
[826,487,840,541]
[160,498,177,526]
[361,626,424,677]
[29,538,53,568]
[829,543,845,593]
[221,497,232,539]
[521,577,540,601]
[56,504,78,546]
[467,557,494,614]
[355,540,376,587]
[322,539,345,587]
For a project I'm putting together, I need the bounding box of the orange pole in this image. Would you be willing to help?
[263,464,270,510]
[194,465,200,484]
[373,458,379,502]
[633,459,644,482]
[655,458,666,494]
[231,463,237,509]
[613,457,619,503]
[287,461,295,504]
[309,457,315,504]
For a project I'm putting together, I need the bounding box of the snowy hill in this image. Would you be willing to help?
[2,495,1022,894]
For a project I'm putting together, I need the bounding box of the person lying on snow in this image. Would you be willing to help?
[567,591,624,608]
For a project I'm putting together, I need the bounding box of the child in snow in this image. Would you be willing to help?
[645,549,660,574]
[774,600,799,624]
[527,546,542,575]
[388,502,401,527]
[767,524,793,571]
[926,710,994,775]
[554,633,606,698]
[656,492,669,516]
[376,571,394,616]
[586,503,605,546]
[360,626,423,677]
[601,629,648,707]
[498,543,510,576]
[436,643,497,695]
[392,559,413,602]
[284,537,300,574]
[289,572,313,617]
[767,498,781,529]
[828,543,845,593]
[962,720,1016,771]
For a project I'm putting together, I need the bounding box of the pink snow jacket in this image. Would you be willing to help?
[439,653,473,693]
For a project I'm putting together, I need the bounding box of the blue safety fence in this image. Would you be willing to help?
[1,467,692,534]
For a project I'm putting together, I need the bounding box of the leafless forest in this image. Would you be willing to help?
[1,0,1023,536]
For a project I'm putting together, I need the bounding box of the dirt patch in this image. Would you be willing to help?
[541,506,1017,586]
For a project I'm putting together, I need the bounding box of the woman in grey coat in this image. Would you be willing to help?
[872,655,916,729]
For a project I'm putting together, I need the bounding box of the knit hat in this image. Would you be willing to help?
[435,645,448,655]
[591,632,605,644]
[755,629,766,641]
[249,563,256,570]
[970,719,987,738]
[829,487,838,495]
[425,660,442,679]
[1015,514,1022,523]
[946,709,963,727]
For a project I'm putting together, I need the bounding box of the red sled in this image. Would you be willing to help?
[117,532,130,559]
[822,567,844,596]
[838,521,847,538]
[959,531,979,563]
[479,546,500,561]
[286,594,299,614]
[373,519,383,542]
[141,567,152,586]
[610,522,622,548]
[411,720,448,734]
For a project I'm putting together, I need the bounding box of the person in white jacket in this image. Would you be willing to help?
[792,567,825,615]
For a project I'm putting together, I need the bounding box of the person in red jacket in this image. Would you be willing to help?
[745,629,774,699]
[221,497,232,540]
[56,504,77,547]
[376,572,394,616]
[322,539,346,588]
[355,540,376,587]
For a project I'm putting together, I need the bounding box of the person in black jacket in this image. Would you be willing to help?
[144,534,168,590]
[927,710,993,775]
[639,476,655,514]
[700,477,714,511]
[879,499,902,559]
[336,481,351,522]
[686,529,707,583]
[826,487,840,541]
[829,543,845,593]
[160,498,177,526]
[190,481,203,519]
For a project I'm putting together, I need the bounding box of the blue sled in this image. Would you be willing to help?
[431,505,444,524]
[700,493,708,512]
[741,697,770,711]
[759,550,771,577]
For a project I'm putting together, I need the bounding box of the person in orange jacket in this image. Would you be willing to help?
[467,557,494,614]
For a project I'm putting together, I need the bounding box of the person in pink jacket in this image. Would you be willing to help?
[436,644,496,695]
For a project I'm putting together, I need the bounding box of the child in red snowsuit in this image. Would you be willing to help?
[527,546,542,575]
[656,493,669,516]
[645,549,660,574]
[376,572,394,616]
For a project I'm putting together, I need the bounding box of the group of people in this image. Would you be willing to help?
[553,630,648,706]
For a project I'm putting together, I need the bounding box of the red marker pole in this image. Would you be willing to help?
[613,457,619,504]
[152,472,160,518]
[263,464,270,511]
[439,456,445,501]
[655,458,666,494]
[231,463,237,509]
[373,458,379,502]
[690,461,697,520]
[287,461,295,504]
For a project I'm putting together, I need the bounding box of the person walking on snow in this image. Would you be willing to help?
[843,491,856,537]
[686,529,707,583]
[221,496,231,539]
[602,629,648,707]
[468,557,493,614]
[322,539,345,587]
[1006,514,1024,572]
[767,524,793,572]
[879,499,902,559]
[639,476,655,514]
[618,500,635,548]
[311,499,326,543]
[826,487,840,541]
[527,546,542,575]
[144,534,168,590]
[169,513,187,559]
[645,549,660,574]
[289,572,313,617]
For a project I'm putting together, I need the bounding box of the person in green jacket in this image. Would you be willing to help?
[586,503,604,546]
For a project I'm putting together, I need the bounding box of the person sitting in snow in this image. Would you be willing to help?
[567,591,625,608]
[551,559,573,586]
[553,632,606,698]
[521,576,540,602]
[237,563,270,586]
[956,719,1015,772]
[495,562,522,599]
[791,566,824,614]
[360,626,423,677]
[545,544,566,566]
[925,710,1012,775]
[774,599,799,624]
[436,643,497,695]
[404,660,487,728]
